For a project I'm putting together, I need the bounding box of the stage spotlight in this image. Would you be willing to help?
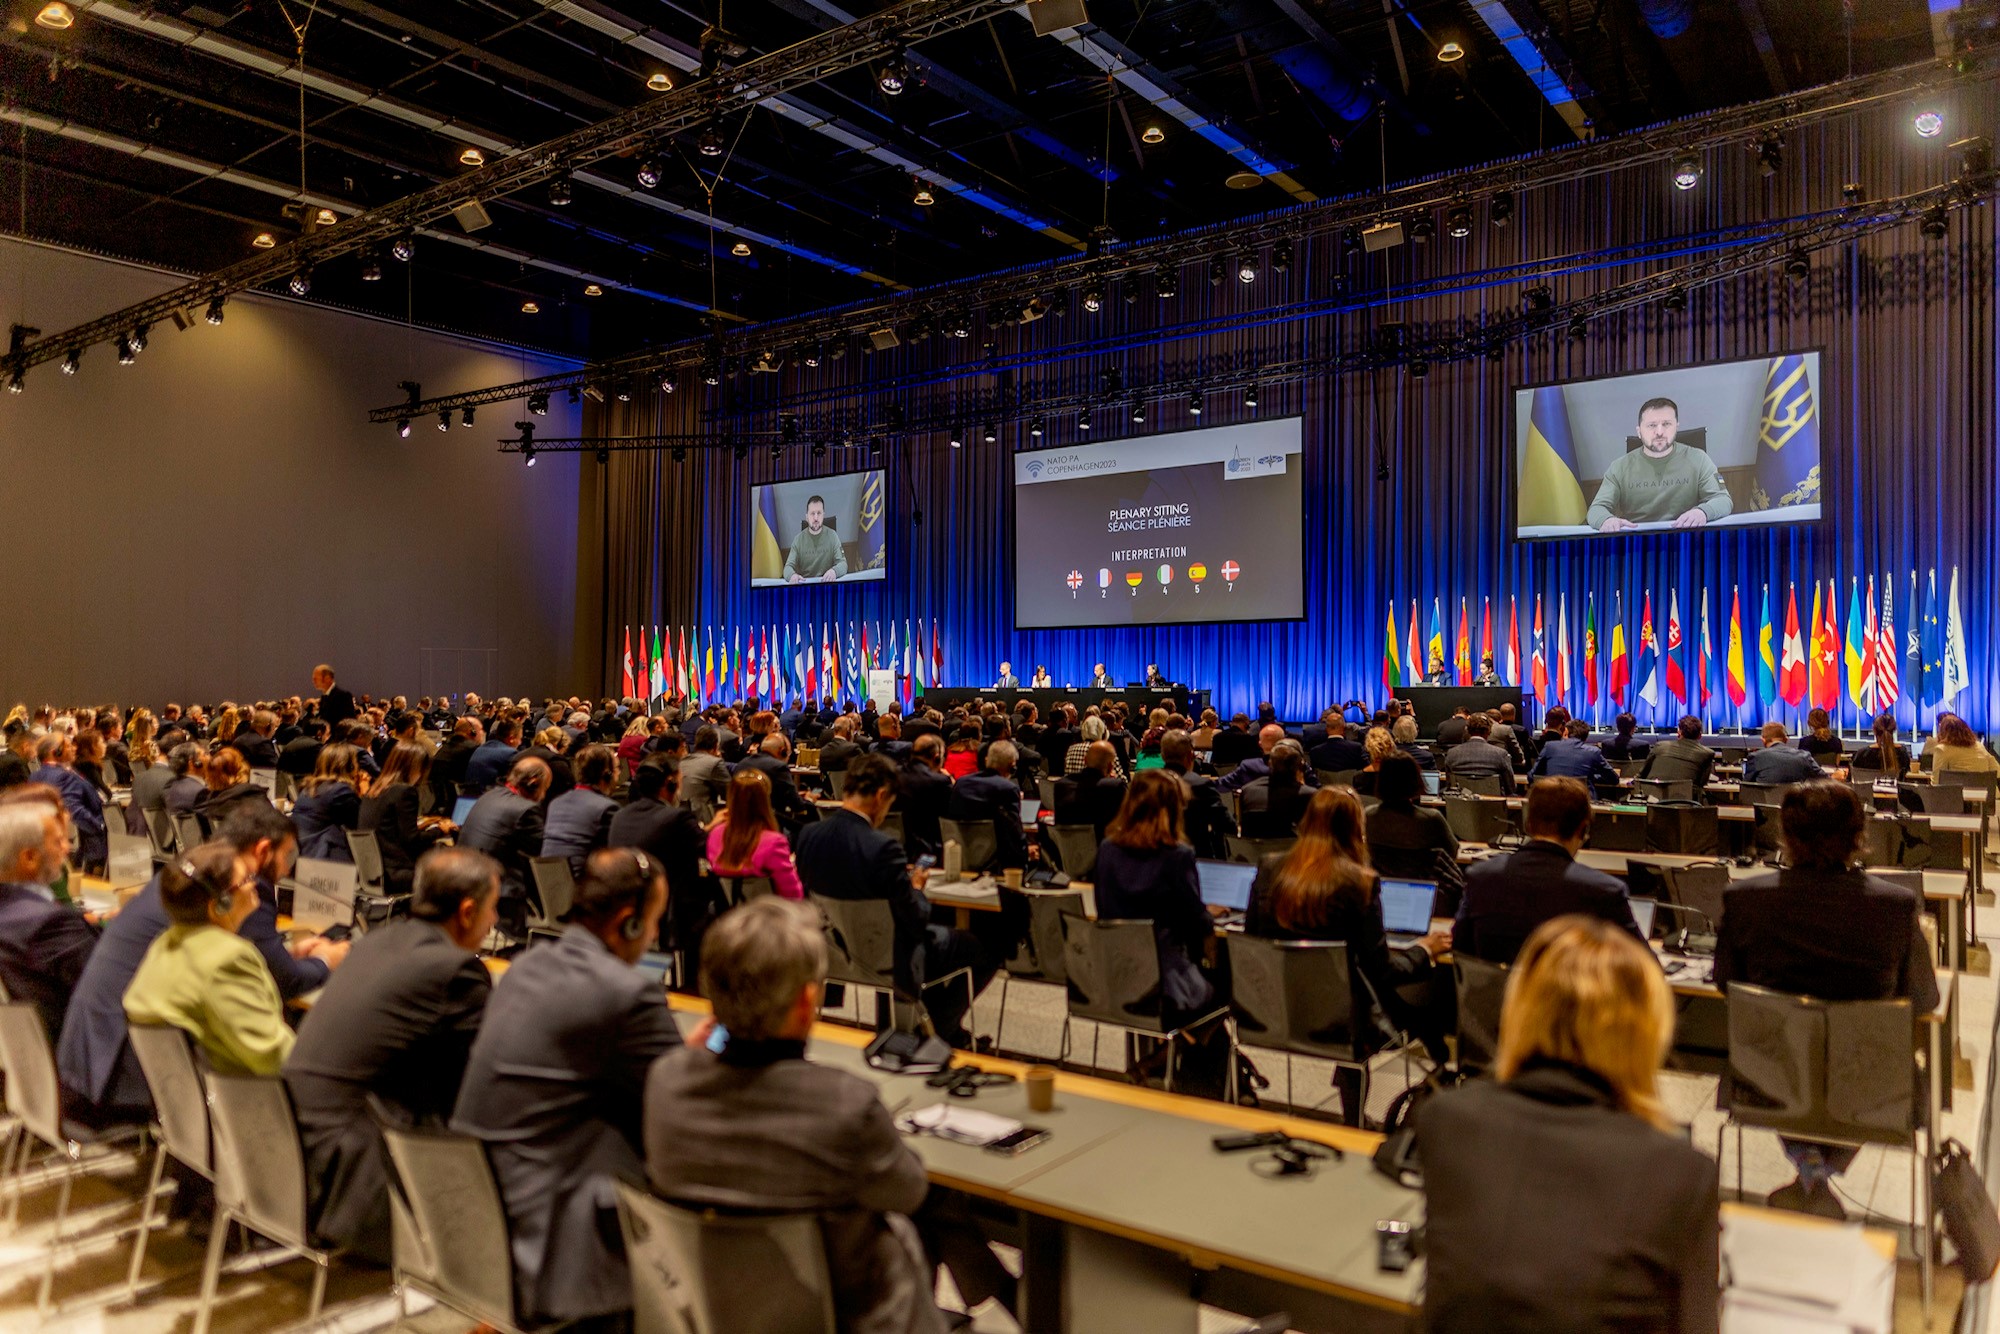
[1141,123,1165,145]
[1099,368,1123,395]
[1082,288,1103,312]
[548,173,573,206]
[289,267,312,296]
[1841,182,1866,208]
[648,71,672,92]
[1409,215,1435,243]
[1237,253,1258,283]
[524,445,537,467]
[462,406,476,427]
[700,360,721,386]
[615,382,632,403]
[60,348,79,375]
[1915,110,1945,139]
[1030,416,1044,437]
[1187,390,1202,416]
[1129,400,1144,424]
[1489,189,1513,227]
[803,344,822,367]
[1208,255,1227,286]
[1244,383,1259,408]
[1272,239,1292,272]
[813,440,829,458]
[597,448,611,463]
[732,441,749,461]
[395,418,410,437]
[1783,248,1810,279]
[659,371,678,394]
[1376,457,1391,482]
[730,240,753,257]
[770,443,783,459]
[205,296,226,325]
[391,233,416,262]
[913,181,934,206]
[949,428,963,448]
[460,147,485,167]
[1671,151,1702,190]
[360,249,383,282]
[1409,359,1429,379]
[878,49,912,95]
[1077,412,1090,432]
[521,301,540,314]
[5,367,21,394]
[697,124,724,157]
[528,391,549,416]
[252,232,276,249]
[1155,266,1178,298]
[947,312,971,339]
[1523,285,1553,313]
[982,423,997,444]
[637,156,663,189]
[35,3,72,29]
[1757,135,1783,177]
[1921,204,1950,239]
[781,416,800,444]
[1445,204,1471,238]
[437,411,451,432]
[1661,287,1688,312]
[1437,40,1464,62]
[1341,226,1362,255]
[672,447,688,463]
[1566,315,1588,342]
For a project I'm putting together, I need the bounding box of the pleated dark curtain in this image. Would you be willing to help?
[593,83,2000,729]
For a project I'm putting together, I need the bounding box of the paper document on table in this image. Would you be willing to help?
[897,1103,1020,1146]
[1721,1300,1853,1334]
[1722,1210,1894,1334]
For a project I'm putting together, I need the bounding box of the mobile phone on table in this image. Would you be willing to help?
[1212,1130,1288,1153]
[984,1126,1051,1156]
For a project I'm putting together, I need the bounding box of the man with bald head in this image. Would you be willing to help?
[457,755,551,933]
[1216,723,1321,793]
[737,732,814,831]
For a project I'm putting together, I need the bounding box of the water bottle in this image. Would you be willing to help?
[942,839,962,884]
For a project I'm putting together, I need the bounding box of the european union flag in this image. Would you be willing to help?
[751,486,785,580]
[1518,386,1586,526]
[858,471,886,569]
[1751,354,1821,510]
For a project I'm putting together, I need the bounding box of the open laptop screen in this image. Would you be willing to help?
[1421,770,1442,796]
[452,795,478,827]
[1379,878,1438,935]
[1196,859,1256,913]
[1019,799,1042,825]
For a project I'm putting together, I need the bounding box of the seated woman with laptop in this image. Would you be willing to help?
[1243,785,1451,1127]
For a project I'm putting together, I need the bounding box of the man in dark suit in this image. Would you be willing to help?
[738,733,815,830]
[1208,715,1261,769]
[279,719,329,778]
[518,729,575,801]
[1163,730,1233,859]
[816,716,864,774]
[0,803,98,1044]
[227,709,281,769]
[287,848,499,1262]
[58,866,170,1124]
[1309,722,1371,774]
[1638,714,1719,791]
[1434,708,1472,751]
[995,660,1021,689]
[312,664,356,730]
[1713,781,1939,1217]
[463,717,523,793]
[948,740,1030,870]
[431,716,482,808]
[222,804,347,1000]
[1088,663,1114,690]
[456,756,550,932]
[1530,718,1621,789]
[793,754,992,1048]
[1453,777,1644,963]
[1238,741,1314,839]
[872,712,914,764]
[1742,721,1827,786]
[608,760,717,980]
[1439,713,1517,794]
[1217,724,1321,793]
[1053,742,1129,841]
[893,736,954,858]
[1038,705,1078,776]
[1491,704,1531,770]
[541,744,620,878]
[453,849,680,1325]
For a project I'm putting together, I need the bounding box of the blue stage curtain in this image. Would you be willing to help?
[596,86,1999,732]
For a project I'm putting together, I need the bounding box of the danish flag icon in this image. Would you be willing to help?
[1221,560,1241,592]
[1066,569,1083,599]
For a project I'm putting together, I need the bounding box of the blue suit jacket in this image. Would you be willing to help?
[241,875,331,1000]
[0,882,97,1043]
[463,741,520,792]
[1741,744,1825,786]
[1531,738,1621,787]
[58,874,169,1115]
[541,788,620,876]
[32,764,107,863]
[1453,840,1643,964]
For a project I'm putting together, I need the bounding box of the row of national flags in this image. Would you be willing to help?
[1383,569,1971,722]
[619,620,946,709]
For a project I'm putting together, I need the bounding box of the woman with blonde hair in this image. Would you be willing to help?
[1349,726,1398,796]
[1416,916,1717,1333]
[293,743,369,860]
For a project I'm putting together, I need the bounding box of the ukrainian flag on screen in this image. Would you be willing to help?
[1518,386,1586,526]
[752,486,784,581]
[1751,354,1820,511]
[859,471,886,570]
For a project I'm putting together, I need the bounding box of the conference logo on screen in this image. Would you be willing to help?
[1025,459,1045,479]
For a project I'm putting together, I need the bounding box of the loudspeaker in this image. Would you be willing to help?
[453,199,493,233]
[1026,0,1088,36]
[867,327,901,351]
[1361,220,1405,252]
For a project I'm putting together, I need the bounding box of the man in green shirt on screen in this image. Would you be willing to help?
[1586,397,1733,532]
[783,494,848,582]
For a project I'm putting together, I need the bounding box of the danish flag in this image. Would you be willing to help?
[1221,560,1241,591]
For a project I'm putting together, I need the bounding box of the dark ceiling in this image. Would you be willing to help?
[0,0,1944,359]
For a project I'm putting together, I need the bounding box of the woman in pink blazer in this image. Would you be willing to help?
[706,769,803,899]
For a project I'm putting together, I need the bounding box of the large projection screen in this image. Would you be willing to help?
[1012,418,1306,630]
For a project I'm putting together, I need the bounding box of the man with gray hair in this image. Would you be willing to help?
[948,738,1031,874]
[644,898,971,1332]
[0,799,96,1042]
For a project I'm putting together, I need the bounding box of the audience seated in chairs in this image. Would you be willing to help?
[1053,740,1129,842]
[0,799,97,1044]
[1366,753,1460,874]
[1638,714,1718,791]
[1742,721,1826,785]
[1350,726,1397,797]
[456,755,552,935]
[1850,711,1912,779]
[1529,718,1621,788]
[947,738,1032,870]
[359,741,453,895]
[31,731,108,874]
[1237,739,1314,838]
[1924,711,1999,776]
[1163,728,1233,859]
[1452,777,1645,965]
[1438,713,1516,794]
[1417,916,1718,1333]
[1711,779,1939,1218]
[541,743,621,879]
[707,769,804,899]
[451,847,680,1327]
[893,734,955,857]
[291,743,368,861]
[608,760,717,984]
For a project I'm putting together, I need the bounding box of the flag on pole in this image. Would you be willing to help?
[704,628,716,701]
[1921,570,1943,710]
[860,623,872,675]
[1635,593,1660,710]
[684,626,697,703]
[1608,592,1630,703]
[1859,579,1880,716]
[1845,578,1871,714]
[1584,596,1600,708]
[1779,586,1807,707]
[932,620,943,688]
[1876,578,1900,710]
[1531,595,1549,704]
[909,619,923,698]
[635,628,650,705]
[1811,580,1839,710]
[652,626,666,701]
[801,626,817,699]
[1665,589,1686,704]
[1943,566,1969,709]
[1556,593,1572,700]
[1427,600,1445,681]
[1727,587,1749,709]
[1407,602,1422,692]
[1384,604,1402,691]
[913,619,927,694]
[1507,596,1521,685]
[621,627,635,698]
[1481,598,1493,680]
[1807,582,1828,709]
[1697,588,1713,707]
[1756,584,1778,707]
[1455,599,1472,686]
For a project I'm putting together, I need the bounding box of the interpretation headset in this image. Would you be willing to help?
[619,851,654,940]
[182,858,234,914]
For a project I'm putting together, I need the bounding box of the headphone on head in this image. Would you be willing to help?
[619,851,654,940]
[184,858,233,914]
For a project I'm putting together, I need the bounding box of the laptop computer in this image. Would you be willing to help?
[1196,859,1256,924]
[452,795,478,827]
[1379,878,1438,941]
[1421,770,1442,796]
[1629,896,1658,940]
[1019,799,1042,826]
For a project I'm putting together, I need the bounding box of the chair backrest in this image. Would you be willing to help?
[128,1023,212,1177]
[1723,983,1917,1146]
[1848,768,1887,787]
[809,895,899,993]
[1452,774,1506,797]
[938,817,999,872]
[1716,747,1748,766]
[345,828,387,892]
[106,829,156,888]
[1899,814,1967,870]
[1869,868,1924,895]
[0,1002,62,1148]
[1048,824,1099,879]
[1905,783,1966,815]
[1645,803,1720,856]
[1929,768,1999,798]
[824,769,847,800]
[202,1072,313,1251]
[173,813,206,854]
[1036,776,1057,809]
[615,1181,837,1334]
[1440,795,1512,845]
[1736,780,1787,808]
[144,806,177,855]
[718,876,775,908]
[529,856,579,922]
[1633,778,1695,804]
[1587,808,1646,853]
[1009,888,1085,985]
[1861,815,1911,869]
[876,810,905,848]
[1663,864,1730,933]
[1223,834,1293,865]
[1453,955,1510,1077]
[380,1124,522,1330]
[1225,935,1362,1062]
[1059,914,1168,1034]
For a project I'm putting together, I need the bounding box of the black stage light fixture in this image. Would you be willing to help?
[1566,315,1588,342]
[1082,287,1103,312]
[1445,203,1472,238]
[4,365,21,394]
[732,441,748,460]
[878,48,913,95]
[1409,359,1429,379]
[523,444,537,467]
[360,249,383,282]
[700,360,721,386]
[637,156,663,189]
[395,418,410,437]
[61,347,80,375]
[803,343,822,367]
[391,233,416,262]
[1841,182,1866,208]
[1523,285,1553,313]
[981,423,998,444]
[1208,255,1226,286]
[1155,266,1178,298]
[528,391,549,416]
[1271,239,1292,272]
[1341,225,1363,255]
[115,335,134,365]
[1077,411,1090,432]
[1030,416,1044,437]
[1661,287,1688,312]
[615,382,632,403]
[1129,400,1144,423]
[1099,368,1122,395]
[1671,151,1701,190]
[770,442,783,459]
[1409,214,1435,243]
[1783,248,1811,279]
[597,448,611,463]
[812,439,828,458]
[462,407,476,427]
[1921,204,1950,239]
[1489,189,1514,227]
[437,410,451,431]
[1757,134,1783,177]
[949,427,963,448]
[1187,390,1202,416]
[697,124,724,157]
[289,267,312,296]
[205,296,226,325]
[1244,383,1259,408]
[129,323,149,354]
[1237,252,1258,283]
[672,446,688,462]
[548,173,573,206]
[659,370,678,394]
[781,415,800,443]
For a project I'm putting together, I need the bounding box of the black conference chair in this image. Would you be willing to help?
[1452,955,1509,1078]
[1059,914,1226,1093]
[1224,936,1374,1115]
[993,887,1085,1058]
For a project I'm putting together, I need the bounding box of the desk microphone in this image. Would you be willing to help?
[1650,901,1716,956]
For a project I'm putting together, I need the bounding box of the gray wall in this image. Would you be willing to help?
[0,237,585,709]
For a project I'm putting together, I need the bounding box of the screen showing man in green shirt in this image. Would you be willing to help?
[783,495,849,583]
[1586,397,1734,532]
